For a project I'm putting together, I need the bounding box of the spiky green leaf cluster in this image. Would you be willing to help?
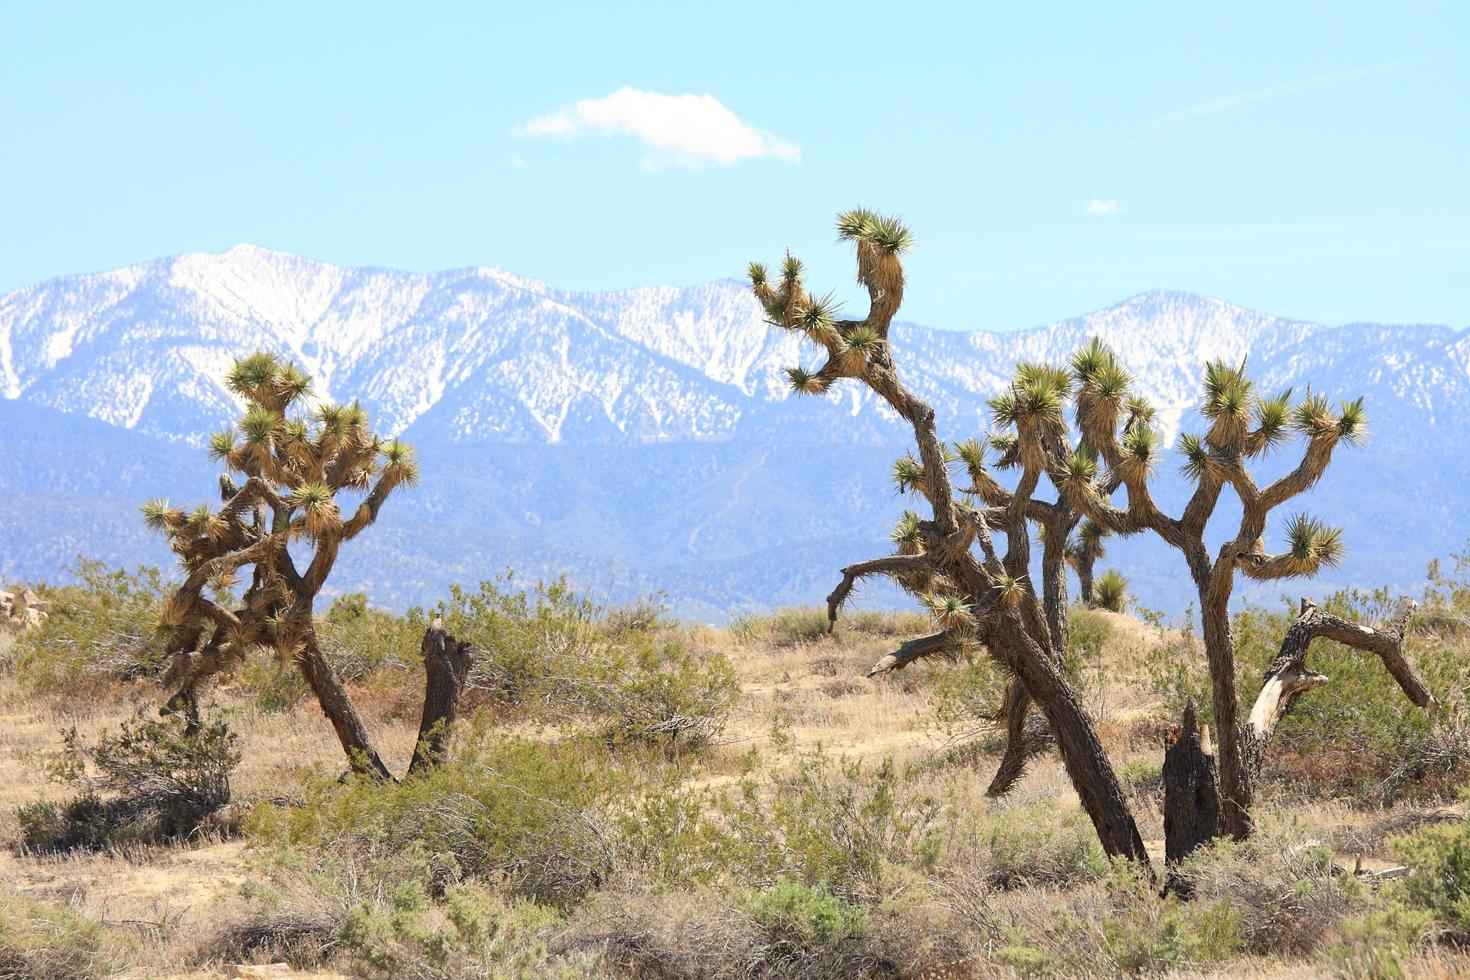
[141,499,176,533]
[890,510,923,554]
[291,482,334,510]
[1251,391,1293,452]
[785,367,826,395]
[1071,339,1131,397]
[240,405,278,446]
[1202,359,1253,423]
[1094,570,1128,613]
[1178,432,1210,482]
[892,454,925,495]
[841,325,883,354]
[1290,392,1336,438]
[922,592,974,631]
[781,254,803,284]
[836,208,914,253]
[1337,397,1367,445]
[952,438,986,477]
[1285,514,1345,571]
[796,291,842,338]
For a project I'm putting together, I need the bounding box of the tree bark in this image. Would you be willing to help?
[987,529,1069,797]
[1245,596,1432,769]
[1197,565,1253,840]
[1165,596,1434,865]
[1077,559,1096,608]
[409,621,474,775]
[295,632,392,779]
[988,611,1150,867]
[1163,702,1222,867]
[986,677,1053,797]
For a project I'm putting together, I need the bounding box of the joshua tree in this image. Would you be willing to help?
[1065,352,1377,839]
[749,210,1149,866]
[1067,520,1110,607]
[940,350,1153,795]
[144,352,465,779]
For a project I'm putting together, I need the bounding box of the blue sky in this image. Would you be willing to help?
[1,2,1465,330]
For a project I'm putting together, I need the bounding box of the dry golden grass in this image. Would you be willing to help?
[1,610,1468,978]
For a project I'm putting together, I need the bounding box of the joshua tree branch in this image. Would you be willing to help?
[1246,597,1433,769]
[826,554,935,630]
[867,630,959,677]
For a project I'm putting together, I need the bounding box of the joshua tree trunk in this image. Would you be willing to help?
[1041,525,1071,653]
[986,520,1071,797]
[989,612,1149,863]
[295,629,392,780]
[409,622,474,775]
[1163,595,1436,863]
[1197,563,1252,840]
[1077,561,1096,607]
[1163,702,1222,867]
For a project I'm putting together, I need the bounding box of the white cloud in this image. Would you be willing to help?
[515,87,801,169]
[1086,199,1119,215]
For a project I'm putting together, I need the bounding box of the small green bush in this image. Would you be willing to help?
[18,715,239,853]
[1391,809,1470,940]
[435,575,737,747]
[318,591,427,683]
[979,802,1108,889]
[742,879,869,945]
[730,607,832,646]
[253,734,623,906]
[336,879,586,979]
[8,560,171,690]
[1100,894,1243,974]
[1322,901,1434,978]
[0,892,115,979]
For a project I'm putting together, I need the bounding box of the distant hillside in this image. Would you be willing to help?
[3,247,1466,619]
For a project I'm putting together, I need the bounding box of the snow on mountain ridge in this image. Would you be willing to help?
[2,248,1466,451]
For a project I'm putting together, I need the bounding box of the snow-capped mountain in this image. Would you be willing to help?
[2,246,1466,619]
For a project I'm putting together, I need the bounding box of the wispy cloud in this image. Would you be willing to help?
[1086,199,1119,215]
[1154,60,1405,127]
[515,87,801,169]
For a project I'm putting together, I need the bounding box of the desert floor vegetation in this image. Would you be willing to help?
[3,554,1470,978]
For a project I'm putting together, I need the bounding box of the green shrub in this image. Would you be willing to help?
[730,606,832,646]
[8,560,171,690]
[1390,809,1470,940]
[1100,894,1242,974]
[714,753,945,897]
[979,802,1108,889]
[253,734,623,906]
[931,657,1008,744]
[336,879,586,979]
[573,632,738,749]
[742,879,869,945]
[18,716,239,852]
[435,576,737,747]
[318,591,427,683]
[1095,569,1129,613]
[1322,901,1434,979]
[1178,833,1358,956]
[436,574,597,705]
[0,891,116,979]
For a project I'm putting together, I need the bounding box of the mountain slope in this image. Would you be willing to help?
[2,247,1466,618]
